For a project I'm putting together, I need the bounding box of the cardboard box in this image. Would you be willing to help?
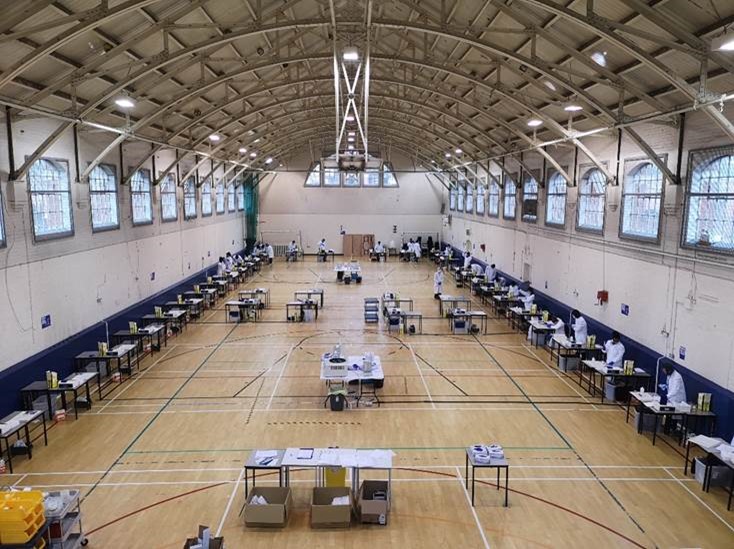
[358,480,389,525]
[244,487,292,528]
[310,487,352,528]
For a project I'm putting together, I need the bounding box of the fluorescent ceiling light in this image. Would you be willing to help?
[527,119,543,127]
[249,152,257,158]
[445,152,451,158]
[564,104,583,112]
[346,115,355,122]
[343,47,359,61]
[543,80,557,92]
[347,136,355,142]
[712,31,734,51]
[265,157,273,164]
[253,138,261,143]
[455,148,463,155]
[348,131,356,136]
[591,51,607,67]
[208,134,221,142]
[348,145,355,150]
[239,147,248,154]
[114,96,135,109]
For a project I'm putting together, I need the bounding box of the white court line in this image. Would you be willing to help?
[12,474,28,487]
[521,343,595,406]
[266,344,295,410]
[407,342,436,409]
[96,346,178,414]
[216,467,246,536]
[454,466,492,549]
[663,468,734,532]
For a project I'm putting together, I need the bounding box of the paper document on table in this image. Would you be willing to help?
[255,450,278,460]
[356,449,394,469]
[297,448,314,460]
[688,435,722,450]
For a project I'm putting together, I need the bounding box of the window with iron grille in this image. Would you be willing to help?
[683,148,734,252]
[488,178,500,217]
[201,178,213,216]
[343,171,360,187]
[131,169,153,225]
[522,173,538,222]
[160,173,178,222]
[28,158,74,239]
[89,163,119,231]
[465,185,474,213]
[215,180,225,214]
[621,161,663,241]
[476,182,486,215]
[364,168,380,187]
[184,176,197,219]
[503,174,517,220]
[305,163,321,186]
[577,167,606,232]
[236,181,245,211]
[323,167,339,187]
[457,185,465,212]
[545,171,567,227]
[227,182,236,212]
[449,186,456,210]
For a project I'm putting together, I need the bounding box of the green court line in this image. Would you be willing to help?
[124,445,572,455]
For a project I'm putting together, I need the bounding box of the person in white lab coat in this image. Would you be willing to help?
[507,284,520,298]
[287,240,298,262]
[463,252,472,269]
[549,315,565,336]
[485,263,497,282]
[216,256,226,276]
[225,252,234,270]
[374,241,385,254]
[318,238,328,262]
[434,266,444,298]
[413,241,421,260]
[471,263,484,276]
[234,253,244,265]
[603,331,625,368]
[266,243,274,265]
[661,364,687,404]
[571,309,587,344]
[519,289,535,311]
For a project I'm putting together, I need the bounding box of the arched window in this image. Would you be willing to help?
[160,173,178,222]
[227,182,236,212]
[621,162,663,240]
[449,186,457,210]
[503,174,517,219]
[130,168,152,226]
[476,184,486,215]
[577,168,606,232]
[215,180,225,213]
[545,171,567,227]
[383,163,398,187]
[457,185,465,212]
[236,180,245,211]
[488,178,500,217]
[684,153,734,251]
[465,184,474,213]
[89,163,119,231]
[522,174,538,222]
[28,158,74,238]
[201,177,213,216]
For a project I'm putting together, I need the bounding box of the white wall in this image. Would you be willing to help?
[0,118,245,372]
[259,152,443,253]
[444,111,734,392]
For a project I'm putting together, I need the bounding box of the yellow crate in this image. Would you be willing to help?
[0,491,45,523]
[0,512,44,544]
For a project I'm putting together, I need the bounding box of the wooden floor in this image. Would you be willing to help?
[3,259,733,548]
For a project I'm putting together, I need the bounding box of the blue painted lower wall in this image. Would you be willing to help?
[443,243,734,441]
[0,249,245,419]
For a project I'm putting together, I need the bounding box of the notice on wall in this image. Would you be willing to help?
[679,346,686,360]
[621,303,629,316]
[41,314,51,329]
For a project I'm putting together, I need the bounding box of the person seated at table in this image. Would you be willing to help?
[373,241,385,261]
[528,313,564,341]
[434,266,444,299]
[216,256,226,276]
[471,262,484,276]
[225,252,235,270]
[519,288,535,311]
[234,252,244,265]
[401,241,410,261]
[287,240,298,262]
[507,283,520,298]
[571,309,588,344]
[463,251,472,269]
[266,243,274,265]
[485,263,497,282]
[317,238,328,261]
[603,331,625,369]
[660,364,687,404]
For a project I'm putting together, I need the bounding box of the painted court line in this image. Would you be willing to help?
[663,468,734,532]
[266,344,295,410]
[454,466,492,549]
[407,342,436,409]
[216,467,246,536]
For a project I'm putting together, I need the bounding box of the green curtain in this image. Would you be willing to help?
[244,172,259,251]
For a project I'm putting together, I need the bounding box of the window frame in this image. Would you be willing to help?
[502,172,518,220]
[382,162,399,187]
[159,172,178,223]
[88,162,120,233]
[465,183,474,214]
[215,179,225,214]
[323,167,340,187]
[236,179,245,211]
[487,176,501,218]
[521,171,539,223]
[449,186,457,211]
[183,176,197,220]
[342,171,361,187]
[575,164,608,234]
[476,178,486,216]
[681,146,734,254]
[227,181,236,212]
[457,184,465,212]
[619,157,666,243]
[544,168,568,228]
[201,177,213,217]
[305,162,322,187]
[364,167,381,187]
[129,168,153,226]
[28,157,75,241]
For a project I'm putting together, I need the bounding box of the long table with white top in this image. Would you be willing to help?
[20,372,97,420]
[578,360,651,403]
[320,354,384,407]
[0,410,48,473]
[683,435,734,511]
[74,342,140,399]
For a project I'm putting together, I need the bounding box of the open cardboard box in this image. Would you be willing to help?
[310,487,352,528]
[244,487,292,528]
[358,480,390,525]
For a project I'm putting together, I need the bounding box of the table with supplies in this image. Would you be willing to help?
[578,360,651,403]
[183,289,216,309]
[74,343,139,399]
[335,262,362,282]
[401,311,423,335]
[141,309,188,335]
[294,288,325,308]
[225,299,262,323]
[449,309,488,335]
[320,354,384,407]
[477,285,506,306]
[491,294,520,318]
[286,300,319,322]
[0,410,48,473]
[527,318,560,348]
[683,435,734,511]
[548,335,603,372]
[439,295,472,316]
[111,323,166,354]
[626,391,717,446]
[509,306,539,331]
[202,280,227,298]
[20,372,97,420]
[164,298,204,320]
[239,288,270,308]
[381,297,413,316]
[465,445,509,507]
